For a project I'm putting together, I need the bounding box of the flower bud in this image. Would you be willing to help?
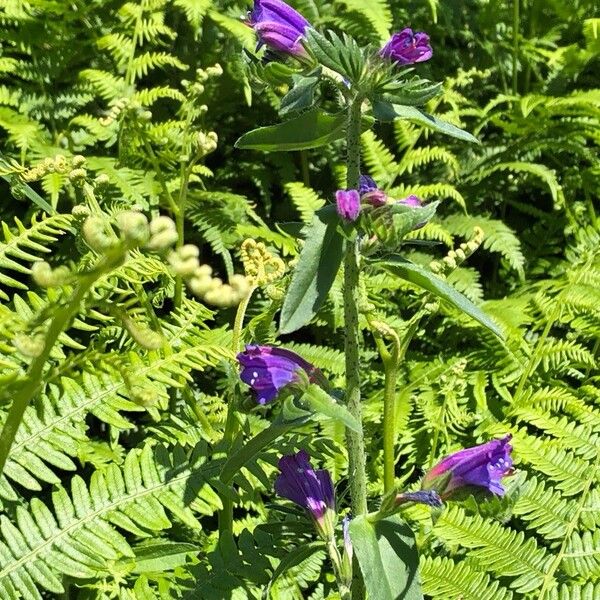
[335,189,360,222]
[116,211,150,245]
[82,216,115,252]
[31,262,70,287]
[13,333,45,358]
[146,216,178,251]
[168,244,200,277]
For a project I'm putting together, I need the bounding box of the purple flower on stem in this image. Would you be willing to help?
[237,344,316,404]
[359,174,387,207]
[335,189,361,221]
[422,435,514,499]
[380,28,432,66]
[247,0,311,56]
[275,450,336,539]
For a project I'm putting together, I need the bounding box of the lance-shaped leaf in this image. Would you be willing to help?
[299,384,361,432]
[375,256,504,339]
[280,205,344,334]
[374,79,442,107]
[372,102,479,144]
[235,108,346,152]
[349,515,424,600]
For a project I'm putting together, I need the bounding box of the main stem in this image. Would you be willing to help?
[344,97,367,599]
[512,0,520,95]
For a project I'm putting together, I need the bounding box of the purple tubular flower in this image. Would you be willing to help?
[237,344,315,404]
[380,28,432,66]
[248,0,310,56]
[275,450,336,538]
[422,435,514,498]
[359,174,387,207]
[336,189,361,221]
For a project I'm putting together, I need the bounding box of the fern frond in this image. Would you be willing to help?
[284,182,325,224]
[434,505,552,593]
[420,555,513,600]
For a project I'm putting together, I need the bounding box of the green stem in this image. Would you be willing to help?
[382,359,398,494]
[218,286,256,536]
[0,251,123,476]
[343,97,367,600]
[512,0,520,95]
[174,162,192,308]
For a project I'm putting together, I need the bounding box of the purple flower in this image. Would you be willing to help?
[398,194,422,208]
[359,174,387,207]
[380,28,432,66]
[275,450,336,538]
[237,344,316,404]
[422,435,514,499]
[335,189,361,221]
[248,0,310,56]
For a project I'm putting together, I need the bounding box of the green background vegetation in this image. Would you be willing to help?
[0,0,598,598]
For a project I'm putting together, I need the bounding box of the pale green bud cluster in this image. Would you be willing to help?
[21,154,88,184]
[168,245,200,277]
[187,264,251,308]
[13,333,45,358]
[193,131,218,157]
[82,216,114,252]
[240,239,285,286]
[430,226,484,276]
[116,211,150,245]
[123,318,164,350]
[146,216,178,251]
[31,261,71,288]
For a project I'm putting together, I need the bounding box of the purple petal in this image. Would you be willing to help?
[380,28,432,66]
[358,174,378,195]
[336,189,361,221]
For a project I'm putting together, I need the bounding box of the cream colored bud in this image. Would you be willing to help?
[82,216,114,252]
[146,216,178,251]
[124,319,164,350]
[116,211,149,245]
[54,155,68,173]
[31,261,70,287]
[71,204,91,218]
[168,244,200,277]
[13,333,45,358]
[72,155,86,167]
[455,248,466,262]
[69,168,87,184]
[94,173,110,187]
[206,64,223,77]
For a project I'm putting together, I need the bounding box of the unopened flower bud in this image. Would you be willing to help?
[94,174,110,187]
[13,333,45,358]
[31,261,71,287]
[146,216,178,251]
[82,216,115,252]
[116,211,149,245]
[124,319,164,350]
[168,244,200,276]
[71,204,91,218]
[72,155,86,167]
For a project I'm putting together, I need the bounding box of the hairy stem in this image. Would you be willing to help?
[343,97,367,600]
[174,162,192,308]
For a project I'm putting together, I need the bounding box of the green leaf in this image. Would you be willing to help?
[299,385,361,432]
[376,80,443,107]
[279,205,344,334]
[372,103,479,143]
[376,256,504,339]
[368,202,439,248]
[304,29,365,84]
[235,108,347,152]
[349,515,424,600]
[280,71,321,116]
[132,542,198,573]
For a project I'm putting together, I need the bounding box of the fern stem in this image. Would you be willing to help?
[174,162,192,308]
[344,96,367,600]
[512,0,520,95]
[0,251,123,476]
[537,449,600,599]
[218,286,256,536]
